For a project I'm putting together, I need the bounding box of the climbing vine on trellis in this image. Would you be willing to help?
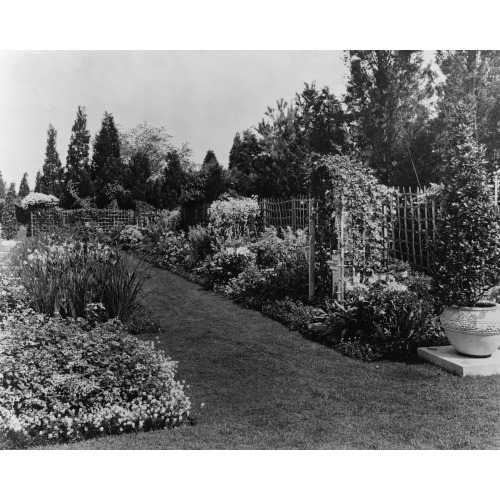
[310,155,389,276]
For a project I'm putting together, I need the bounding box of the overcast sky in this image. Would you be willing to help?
[0,50,354,189]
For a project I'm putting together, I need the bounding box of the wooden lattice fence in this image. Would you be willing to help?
[30,208,168,236]
[381,187,438,271]
[181,197,318,232]
[181,203,210,229]
[260,195,314,232]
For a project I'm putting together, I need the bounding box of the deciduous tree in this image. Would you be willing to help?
[344,50,436,187]
[434,50,500,173]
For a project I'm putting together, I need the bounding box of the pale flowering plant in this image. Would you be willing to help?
[208,196,260,237]
[20,192,59,211]
[12,232,146,322]
[195,244,256,289]
[0,257,35,330]
[0,316,191,449]
[119,225,144,246]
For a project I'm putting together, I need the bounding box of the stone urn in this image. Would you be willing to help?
[440,302,500,357]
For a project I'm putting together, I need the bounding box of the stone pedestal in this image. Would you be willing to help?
[418,345,500,377]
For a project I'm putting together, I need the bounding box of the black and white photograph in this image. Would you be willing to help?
[1,2,499,499]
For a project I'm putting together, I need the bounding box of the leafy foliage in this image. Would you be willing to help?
[295,82,350,158]
[312,155,388,272]
[0,171,5,199]
[328,264,445,361]
[208,195,260,237]
[0,316,190,448]
[223,227,309,306]
[196,245,255,289]
[431,122,500,306]
[434,50,500,172]
[14,232,146,321]
[344,50,436,187]
[1,191,18,240]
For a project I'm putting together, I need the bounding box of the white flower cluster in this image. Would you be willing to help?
[20,192,59,210]
[225,246,251,257]
[24,241,113,267]
[208,196,259,231]
[119,226,144,244]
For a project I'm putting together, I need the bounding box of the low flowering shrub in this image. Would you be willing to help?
[154,230,190,269]
[0,258,36,329]
[139,210,181,252]
[20,192,59,211]
[125,302,163,336]
[325,263,447,361]
[196,245,255,289]
[222,228,310,306]
[208,196,260,237]
[223,267,280,309]
[186,225,216,269]
[0,316,191,448]
[119,225,144,246]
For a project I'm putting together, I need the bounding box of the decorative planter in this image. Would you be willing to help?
[440,302,500,357]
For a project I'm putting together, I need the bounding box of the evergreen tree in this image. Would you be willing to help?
[1,190,18,240]
[91,112,123,189]
[0,171,5,198]
[40,124,64,197]
[228,130,264,196]
[66,106,92,197]
[294,82,349,158]
[162,150,190,209]
[255,99,306,197]
[18,173,30,197]
[124,152,152,202]
[200,150,226,202]
[34,171,42,193]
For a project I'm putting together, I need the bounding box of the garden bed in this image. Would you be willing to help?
[0,234,191,449]
[40,264,500,450]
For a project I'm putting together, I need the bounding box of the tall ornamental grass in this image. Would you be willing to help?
[13,234,146,322]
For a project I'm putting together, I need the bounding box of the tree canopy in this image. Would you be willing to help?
[344,50,436,188]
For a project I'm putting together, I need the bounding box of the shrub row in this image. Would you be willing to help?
[130,200,447,362]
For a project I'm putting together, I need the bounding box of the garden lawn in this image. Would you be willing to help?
[41,265,500,450]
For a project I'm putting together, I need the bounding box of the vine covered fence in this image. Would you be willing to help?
[260,195,315,232]
[181,196,318,232]
[30,208,168,236]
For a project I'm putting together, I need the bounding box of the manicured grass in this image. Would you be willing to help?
[40,265,500,450]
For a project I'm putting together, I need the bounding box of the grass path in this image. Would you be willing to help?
[44,264,500,450]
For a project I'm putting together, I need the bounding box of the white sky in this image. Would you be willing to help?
[0,50,352,188]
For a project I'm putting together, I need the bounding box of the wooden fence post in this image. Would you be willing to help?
[495,173,499,207]
[308,197,315,301]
